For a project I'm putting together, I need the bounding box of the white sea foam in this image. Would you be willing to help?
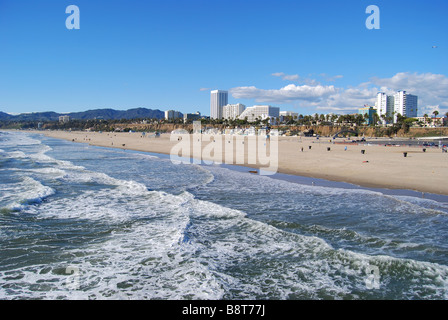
[181,195,448,299]
[2,187,227,299]
[127,152,160,160]
[391,195,448,215]
[192,164,215,186]
[202,165,385,197]
[2,131,448,299]
[2,175,448,299]
[0,176,55,212]
[0,132,41,147]
[0,151,27,159]
[22,168,68,178]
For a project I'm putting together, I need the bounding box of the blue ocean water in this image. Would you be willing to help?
[1,130,448,300]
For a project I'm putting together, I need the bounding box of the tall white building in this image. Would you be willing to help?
[376,92,394,123]
[279,111,298,123]
[183,111,201,123]
[59,115,70,123]
[210,90,228,119]
[223,103,246,120]
[394,91,418,122]
[280,111,298,117]
[165,110,181,120]
[238,105,280,122]
[376,92,388,118]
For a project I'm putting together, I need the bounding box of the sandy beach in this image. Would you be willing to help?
[35,130,448,195]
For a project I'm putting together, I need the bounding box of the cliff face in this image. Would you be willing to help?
[274,125,448,138]
[110,123,231,133]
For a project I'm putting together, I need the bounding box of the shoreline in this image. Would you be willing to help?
[17,130,448,196]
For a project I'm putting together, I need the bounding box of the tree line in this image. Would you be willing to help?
[1,111,446,132]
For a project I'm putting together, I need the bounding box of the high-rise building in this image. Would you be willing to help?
[238,105,280,122]
[358,106,377,125]
[59,115,70,123]
[165,110,182,120]
[394,91,418,122]
[280,111,298,118]
[376,92,395,123]
[279,111,299,123]
[387,96,395,119]
[223,103,245,120]
[210,90,228,119]
[183,111,201,123]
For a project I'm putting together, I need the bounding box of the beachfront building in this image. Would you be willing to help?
[376,92,394,123]
[223,103,246,120]
[358,106,377,125]
[210,90,228,120]
[415,116,447,127]
[238,105,280,123]
[183,111,201,123]
[279,111,298,123]
[394,91,418,122]
[164,110,182,121]
[59,115,70,123]
[280,111,298,117]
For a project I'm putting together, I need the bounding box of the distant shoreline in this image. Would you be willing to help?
[22,129,448,196]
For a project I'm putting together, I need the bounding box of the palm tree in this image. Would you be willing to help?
[433,110,440,126]
[372,112,380,126]
[356,114,365,126]
[363,113,370,125]
[319,114,325,124]
[396,113,405,125]
[433,110,439,118]
[330,114,338,124]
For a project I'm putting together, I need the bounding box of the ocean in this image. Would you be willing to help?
[1,130,448,300]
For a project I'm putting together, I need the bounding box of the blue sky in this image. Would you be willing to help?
[0,0,447,116]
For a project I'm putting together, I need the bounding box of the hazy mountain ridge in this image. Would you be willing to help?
[0,108,166,121]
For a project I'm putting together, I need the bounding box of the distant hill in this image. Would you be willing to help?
[0,112,12,120]
[0,108,165,121]
[68,108,166,120]
[12,112,61,122]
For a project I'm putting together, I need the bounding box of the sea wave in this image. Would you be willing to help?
[0,176,55,212]
[2,169,448,299]
[0,132,42,147]
[1,131,448,300]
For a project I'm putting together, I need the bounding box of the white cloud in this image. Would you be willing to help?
[319,86,378,112]
[315,106,358,112]
[230,84,337,104]
[231,72,448,115]
[199,88,211,91]
[319,73,344,82]
[370,72,448,112]
[271,72,319,85]
[271,72,299,81]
